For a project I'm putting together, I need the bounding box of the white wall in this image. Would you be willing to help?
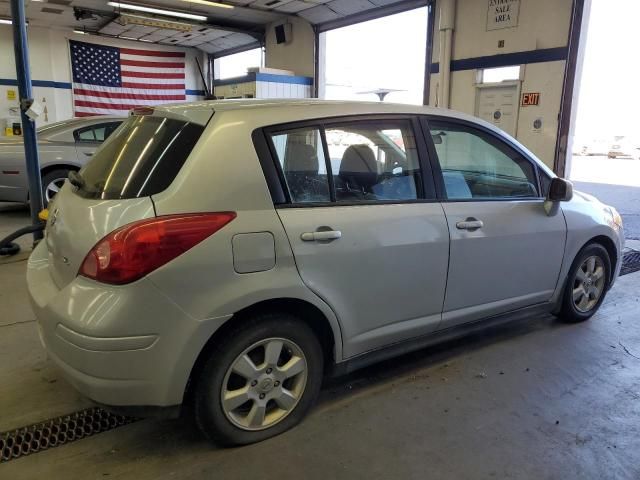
[264,17,315,78]
[0,24,207,129]
[430,0,574,168]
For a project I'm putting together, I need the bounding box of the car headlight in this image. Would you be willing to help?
[605,206,623,231]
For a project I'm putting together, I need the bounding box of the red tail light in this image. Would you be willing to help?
[79,212,236,285]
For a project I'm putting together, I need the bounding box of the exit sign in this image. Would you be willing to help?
[521,92,540,106]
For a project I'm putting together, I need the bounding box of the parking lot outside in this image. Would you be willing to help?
[570,155,640,241]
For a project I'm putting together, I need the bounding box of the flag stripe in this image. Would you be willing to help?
[75,111,103,117]
[121,65,184,74]
[121,54,186,64]
[76,99,185,110]
[74,83,185,95]
[120,47,185,58]
[121,81,185,89]
[74,88,185,101]
[121,71,185,79]
[121,59,184,68]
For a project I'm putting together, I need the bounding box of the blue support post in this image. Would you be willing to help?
[10,0,44,242]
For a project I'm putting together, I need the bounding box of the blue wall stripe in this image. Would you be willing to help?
[430,47,568,74]
[0,78,72,89]
[214,72,313,87]
[255,73,313,85]
[2,79,205,96]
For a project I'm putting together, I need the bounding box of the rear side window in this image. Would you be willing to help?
[267,119,422,204]
[77,115,204,200]
[271,127,330,203]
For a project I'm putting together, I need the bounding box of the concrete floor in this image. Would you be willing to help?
[2,204,640,479]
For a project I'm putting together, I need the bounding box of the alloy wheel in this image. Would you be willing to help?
[220,337,308,431]
[45,178,66,203]
[572,255,606,313]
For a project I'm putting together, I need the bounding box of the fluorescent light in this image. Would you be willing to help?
[178,0,233,9]
[73,29,87,34]
[0,18,29,25]
[107,2,207,21]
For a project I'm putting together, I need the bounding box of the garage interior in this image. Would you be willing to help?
[1,0,640,477]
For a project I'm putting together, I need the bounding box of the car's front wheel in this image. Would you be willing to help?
[42,168,72,206]
[193,313,323,446]
[559,243,611,322]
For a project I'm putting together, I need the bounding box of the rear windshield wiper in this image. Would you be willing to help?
[68,171,85,190]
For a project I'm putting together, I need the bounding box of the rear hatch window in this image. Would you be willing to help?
[75,115,204,200]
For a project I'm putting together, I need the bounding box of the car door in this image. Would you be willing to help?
[74,122,121,163]
[423,117,566,329]
[265,117,450,359]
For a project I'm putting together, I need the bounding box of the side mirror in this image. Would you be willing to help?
[547,177,573,202]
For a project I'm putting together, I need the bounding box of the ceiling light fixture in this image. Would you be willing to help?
[73,29,87,34]
[107,2,207,21]
[119,13,192,31]
[0,18,28,25]
[178,0,233,9]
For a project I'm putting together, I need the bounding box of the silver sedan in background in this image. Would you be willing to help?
[0,116,123,205]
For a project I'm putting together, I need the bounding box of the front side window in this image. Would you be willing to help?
[268,119,422,205]
[429,121,538,200]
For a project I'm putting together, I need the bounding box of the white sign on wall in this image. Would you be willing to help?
[486,0,520,31]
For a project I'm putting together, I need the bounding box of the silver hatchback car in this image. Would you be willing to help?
[0,116,123,205]
[27,100,624,446]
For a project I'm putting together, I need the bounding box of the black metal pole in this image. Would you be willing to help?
[10,0,44,242]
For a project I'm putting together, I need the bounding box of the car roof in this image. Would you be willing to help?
[157,98,458,116]
[153,99,555,177]
[154,98,484,130]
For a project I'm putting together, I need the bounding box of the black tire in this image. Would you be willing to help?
[193,313,323,446]
[559,243,611,323]
[41,168,72,206]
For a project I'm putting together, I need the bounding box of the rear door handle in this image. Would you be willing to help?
[301,230,342,242]
[83,152,94,156]
[456,218,484,230]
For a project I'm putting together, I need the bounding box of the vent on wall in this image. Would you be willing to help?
[41,7,65,14]
[47,0,73,5]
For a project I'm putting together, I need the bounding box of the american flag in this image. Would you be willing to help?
[70,40,186,117]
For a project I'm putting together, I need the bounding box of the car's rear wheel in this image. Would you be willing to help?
[42,168,71,205]
[193,313,323,446]
[559,243,611,323]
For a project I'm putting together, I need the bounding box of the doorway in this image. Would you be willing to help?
[318,7,428,105]
[570,0,640,247]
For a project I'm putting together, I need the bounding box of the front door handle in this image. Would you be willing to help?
[300,230,342,242]
[456,218,484,231]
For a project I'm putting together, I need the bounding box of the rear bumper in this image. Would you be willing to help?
[27,241,231,407]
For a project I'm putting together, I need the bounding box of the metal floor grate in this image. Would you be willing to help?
[621,249,640,276]
[0,408,136,463]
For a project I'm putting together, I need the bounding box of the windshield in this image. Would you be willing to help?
[75,115,204,200]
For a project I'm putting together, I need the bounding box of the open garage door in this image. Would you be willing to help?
[318,6,429,105]
[569,0,640,248]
